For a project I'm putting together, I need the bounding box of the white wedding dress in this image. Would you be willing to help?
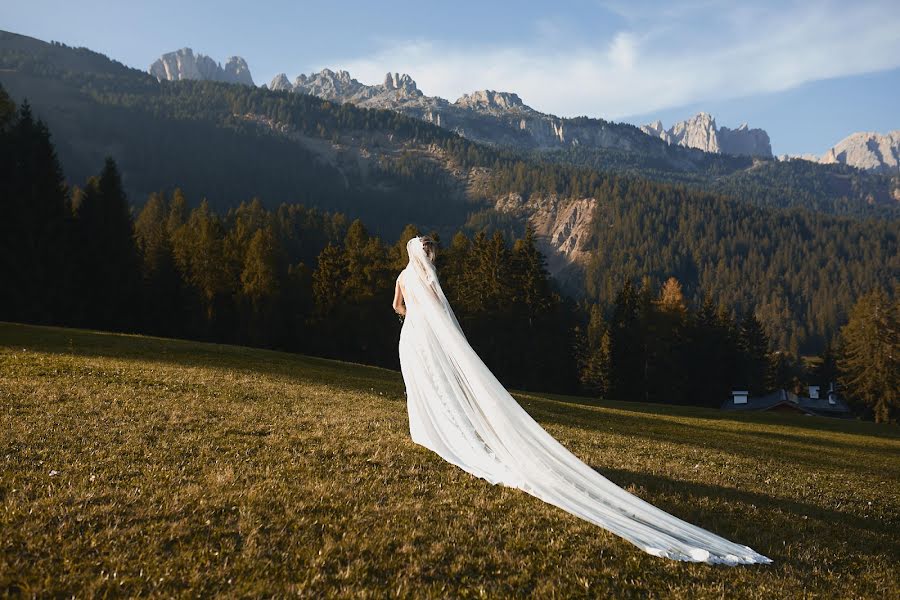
[397,237,772,565]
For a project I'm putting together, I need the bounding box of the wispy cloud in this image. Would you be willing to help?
[323,0,900,120]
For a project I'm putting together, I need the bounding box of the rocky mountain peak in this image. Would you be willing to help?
[818,130,900,174]
[641,113,772,158]
[224,56,253,86]
[270,73,292,91]
[455,90,527,112]
[642,120,665,136]
[381,72,421,99]
[149,47,254,86]
[383,72,416,89]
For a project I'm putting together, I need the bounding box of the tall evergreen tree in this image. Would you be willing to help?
[609,280,644,401]
[738,312,770,396]
[239,226,283,346]
[0,96,70,324]
[511,227,554,326]
[72,157,141,330]
[838,289,899,422]
[581,323,612,398]
[685,298,736,407]
[767,351,799,394]
[646,277,689,404]
[135,192,183,335]
[171,199,233,336]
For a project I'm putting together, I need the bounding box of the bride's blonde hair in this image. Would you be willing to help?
[420,236,437,262]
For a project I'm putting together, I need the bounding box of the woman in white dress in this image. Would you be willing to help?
[392,235,772,565]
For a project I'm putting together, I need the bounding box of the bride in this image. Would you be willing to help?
[392,235,772,565]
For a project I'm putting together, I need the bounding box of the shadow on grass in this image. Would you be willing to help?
[0,322,407,400]
[594,466,899,563]
[533,390,899,439]
[525,399,897,475]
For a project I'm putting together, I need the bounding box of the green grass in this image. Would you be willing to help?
[1,322,898,598]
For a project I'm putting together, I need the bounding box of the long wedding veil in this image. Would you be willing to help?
[401,236,772,565]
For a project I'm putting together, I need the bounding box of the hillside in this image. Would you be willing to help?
[0,31,479,237]
[1,323,898,597]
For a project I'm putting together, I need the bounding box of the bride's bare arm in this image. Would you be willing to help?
[392,276,406,316]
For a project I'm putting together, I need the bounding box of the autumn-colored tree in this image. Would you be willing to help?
[838,289,899,422]
[171,200,233,333]
[239,226,283,346]
[135,192,183,335]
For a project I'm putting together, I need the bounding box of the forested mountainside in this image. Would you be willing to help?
[0,30,897,354]
[538,147,900,218]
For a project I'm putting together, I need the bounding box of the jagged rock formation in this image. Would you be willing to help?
[455,90,526,113]
[149,48,253,86]
[223,56,253,86]
[267,68,672,156]
[641,113,772,158]
[493,192,595,289]
[819,130,900,174]
[779,131,900,175]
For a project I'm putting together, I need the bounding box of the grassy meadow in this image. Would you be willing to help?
[1,322,898,598]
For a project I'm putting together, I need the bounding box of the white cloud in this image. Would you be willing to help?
[320,1,900,120]
[608,32,637,71]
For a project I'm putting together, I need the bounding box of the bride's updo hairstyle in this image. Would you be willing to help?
[420,236,437,262]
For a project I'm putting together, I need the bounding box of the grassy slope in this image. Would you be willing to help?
[1,323,897,598]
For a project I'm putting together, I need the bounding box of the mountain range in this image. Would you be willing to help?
[268,67,671,156]
[788,130,900,175]
[148,47,898,175]
[640,113,772,158]
[149,47,253,86]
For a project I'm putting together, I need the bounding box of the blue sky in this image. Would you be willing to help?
[3,0,898,155]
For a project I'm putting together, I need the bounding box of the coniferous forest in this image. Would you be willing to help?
[2,83,897,422]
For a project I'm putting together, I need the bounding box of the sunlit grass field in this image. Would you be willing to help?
[1,322,897,598]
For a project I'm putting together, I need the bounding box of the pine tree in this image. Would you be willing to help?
[167,188,188,236]
[813,338,839,391]
[239,226,283,346]
[135,192,183,335]
[645,277,689,403]
[738,311,770,396]
[581,327,612,397]
[0,97,70,324]
[0,83,15,130]
[312,243,347,320]
[512,227,553,322]
[171,199,233,334]
[609,280,644,401]
[224,198,270,277]
[838,289,899,422]
[441,231,471,308]
[657,277,688,317]
[767,351,798,394]
[72,157,141,330]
